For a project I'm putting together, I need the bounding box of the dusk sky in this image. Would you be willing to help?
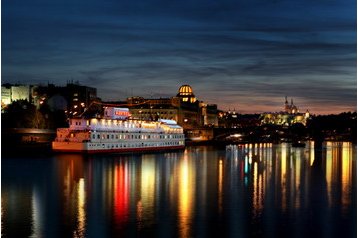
[3,0,356,114]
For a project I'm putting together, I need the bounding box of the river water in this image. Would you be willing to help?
[1,142,356,238]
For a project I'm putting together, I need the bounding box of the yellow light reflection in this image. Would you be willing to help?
[341,142,352,211]
[281,144,287,211]
[140,157,155,223]
[74,178,86,238]
[218,159,223,214]
[294,150,301,209]
[178,155,194,238]
[310,141,315,166]
[253,162,263,215]
[258,162,263,213]
[253,162,258,212]
[325,141,333,207]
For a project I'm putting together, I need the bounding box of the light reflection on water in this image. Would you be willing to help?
[178,151,194,238]
[1,142,356,237]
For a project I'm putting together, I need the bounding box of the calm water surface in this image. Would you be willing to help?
[2,142,356,238]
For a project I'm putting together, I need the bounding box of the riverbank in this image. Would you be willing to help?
[2,128,55,156]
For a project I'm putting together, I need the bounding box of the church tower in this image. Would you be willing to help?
[284,96,290,113]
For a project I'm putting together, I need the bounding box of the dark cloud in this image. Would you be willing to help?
[2,0,356,114]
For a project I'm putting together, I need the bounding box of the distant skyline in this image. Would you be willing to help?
[3,0,356,114]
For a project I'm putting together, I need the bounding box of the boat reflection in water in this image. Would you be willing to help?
[1,142,356,237]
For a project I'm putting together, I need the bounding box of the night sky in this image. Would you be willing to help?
[3,0,356,114]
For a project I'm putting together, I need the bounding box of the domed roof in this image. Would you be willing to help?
[178,85,194,96]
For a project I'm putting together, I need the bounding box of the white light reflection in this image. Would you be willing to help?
[30,188,42,238]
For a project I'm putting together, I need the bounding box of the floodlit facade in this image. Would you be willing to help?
[127,85,218,130]
[261,97,310,126]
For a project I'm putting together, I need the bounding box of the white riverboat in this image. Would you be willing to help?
[52,107,185,153]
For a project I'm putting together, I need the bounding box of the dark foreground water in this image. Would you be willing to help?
[2,142,356,238]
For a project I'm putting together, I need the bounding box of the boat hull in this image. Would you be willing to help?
[52,141,185,154]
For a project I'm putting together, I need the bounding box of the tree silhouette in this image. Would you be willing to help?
[2,100,45,128]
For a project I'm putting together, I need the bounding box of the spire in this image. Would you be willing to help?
[285,96,288,104]
[291,98,293,105]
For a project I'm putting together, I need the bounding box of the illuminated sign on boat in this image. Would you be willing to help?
[104,107,131,120]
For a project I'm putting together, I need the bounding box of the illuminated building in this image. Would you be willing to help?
[11,85,31,102]
[33,81,97,116]
[125,85,218,139]
[65,82,97,117]
[1,82,97,117]
[1,84,31,110]
[1,86,11,110]
[261,97,310,126]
